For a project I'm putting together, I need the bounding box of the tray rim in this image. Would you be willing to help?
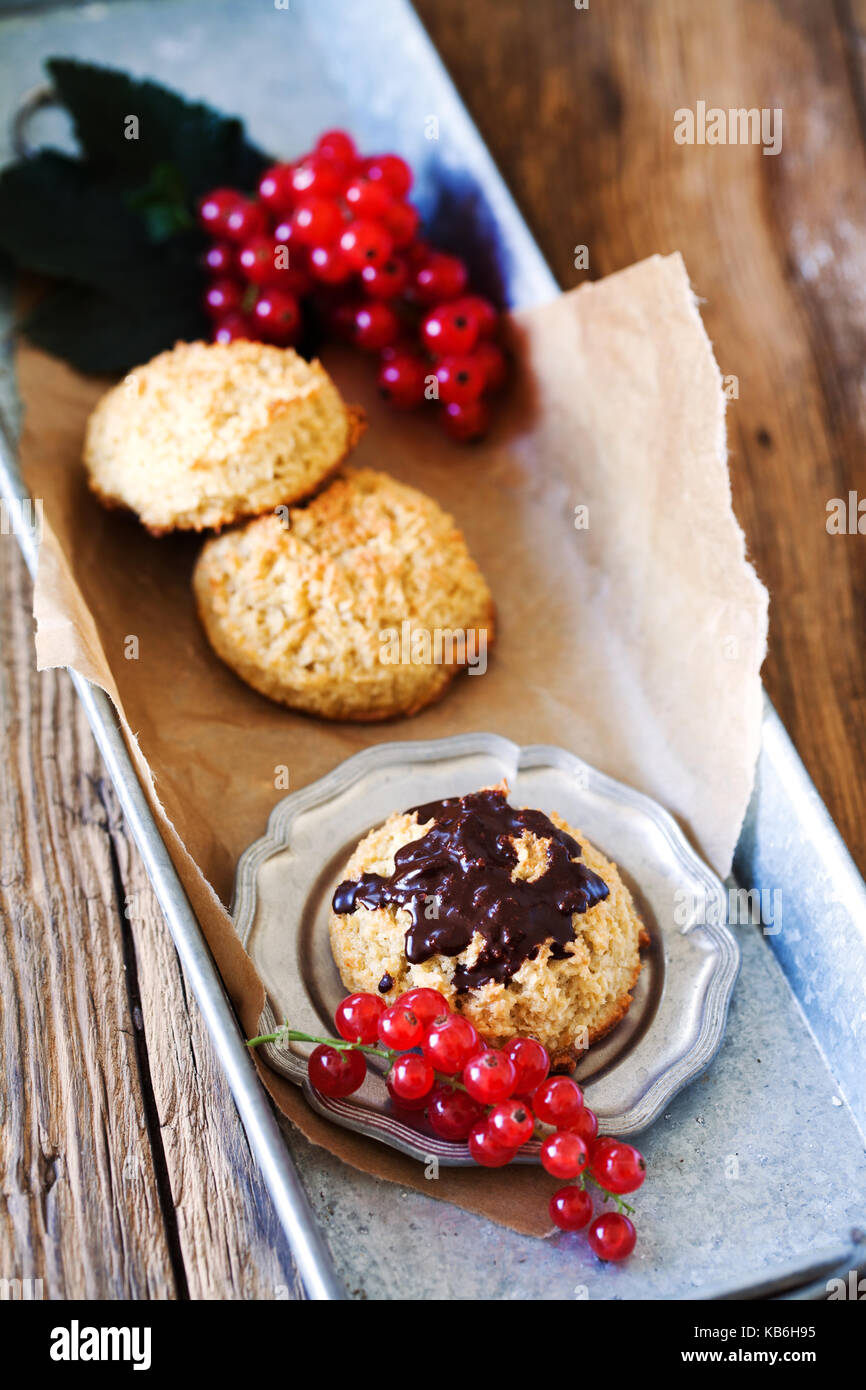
[233,732,741,1155]
[1,0,864,1300]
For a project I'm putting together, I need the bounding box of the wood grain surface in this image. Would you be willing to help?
[2,0,865,1301]
[0,538,303,1299]
[416,0,866,875]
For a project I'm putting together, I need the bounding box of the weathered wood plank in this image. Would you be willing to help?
[0,535,302,1298]
[416,0,866,875]
[99,784,304,1301]
[0,533,177,1298]
[4,0,866,1302]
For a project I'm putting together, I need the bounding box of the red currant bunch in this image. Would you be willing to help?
[197,129,507,440]
[248,985,645,1259]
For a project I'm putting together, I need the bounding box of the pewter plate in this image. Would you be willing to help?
[233,733,738,1163]
[3,0,863,1298]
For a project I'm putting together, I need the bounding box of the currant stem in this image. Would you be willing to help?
[246,1022,394,1062]
[249,1022,636,1215]
[579,1169,635,1216]
[247,1020,471,1091]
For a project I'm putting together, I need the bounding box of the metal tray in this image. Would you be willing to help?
[235,734,739,1155]
[1,0,865,1301]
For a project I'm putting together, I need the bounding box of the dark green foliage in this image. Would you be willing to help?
[0,59,267,372]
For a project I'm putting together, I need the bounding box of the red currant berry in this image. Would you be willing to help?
[463,1049,517,1105]
[413,253,468,305]
[389,1078,428,1112]
[258,163,296,215]
[472,340,508,392]
[427,1085,483,1141]
[340,219,394,269]
[290,156,344,200]
[266,226,311,292]
[589,1138,646,1195]
[351,301,401,351]
[380,338,415,361]
[213,313,252,345]
[272,217,297,249]
[377,1003,424,1050]
[567,1105,599,1145]
[383,200,421,248]
[252,290,302,345]
[532,1076,585,1129]
[422,1014,480,1075]
[541,1130,589,1179]
[360,256,408,299]
[335,991,385,1044]
[487,1097,535,1148]
[269,265,312,295]
[237,235,281,285]
[197,188,244,235]
[327,299,360,342]
[203,240,234,276]
[344,177,393,220]
[388,1053,435,1104]
[405,239,433,267]
[421,302,479,356]
[292,196,343,246]
[386,1079,429,1111]
[550,1185,593,1232]
[315,129,358,164]
[308,243,353,285]
[378,351,428,409]
[502,1037,550,1097]
[468,1120,517,1168]
[204,278,243,317]
[435,354,487,406]
[440,399,490,442]
[451,294,499,339]
[587,1212,637,1261]
[307,1043,367,1098]
[224,199,267,242]
[398,987,449,1029]
[364,153,413,198]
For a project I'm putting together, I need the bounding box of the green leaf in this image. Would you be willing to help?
[0,59,270,373]
[22,282,209,375]
[0,151,208,298]
[126,162,195,243]
[47,57,267,197]
[0,152,151,290]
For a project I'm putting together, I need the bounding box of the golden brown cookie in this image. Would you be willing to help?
[328,787,647,1057]
[192,468,495,721]
[84,340,363,532]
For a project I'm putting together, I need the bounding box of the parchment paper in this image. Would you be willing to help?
[19,252,768,1236]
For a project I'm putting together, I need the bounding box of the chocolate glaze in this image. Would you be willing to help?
[332,788,609,993]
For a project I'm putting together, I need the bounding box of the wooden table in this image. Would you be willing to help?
[2,0,864,1299]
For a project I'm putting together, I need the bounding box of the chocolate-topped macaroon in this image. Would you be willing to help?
[329,785,648,1060]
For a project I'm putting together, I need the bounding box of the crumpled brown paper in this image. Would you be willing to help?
[18,252,767,1236]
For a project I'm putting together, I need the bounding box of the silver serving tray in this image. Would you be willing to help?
[2,0,865,1300]
[235,735,739,1159]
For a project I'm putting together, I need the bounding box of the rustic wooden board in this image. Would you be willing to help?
[416,0,866,877]
[0,537,302,1299]
[3,0,865,1300]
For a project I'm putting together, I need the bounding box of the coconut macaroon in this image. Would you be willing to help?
[193,468,494,721]
[83,340,364,532]
[329,787,648,1059]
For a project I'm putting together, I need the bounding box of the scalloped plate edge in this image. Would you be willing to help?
[233,734,740,1160]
